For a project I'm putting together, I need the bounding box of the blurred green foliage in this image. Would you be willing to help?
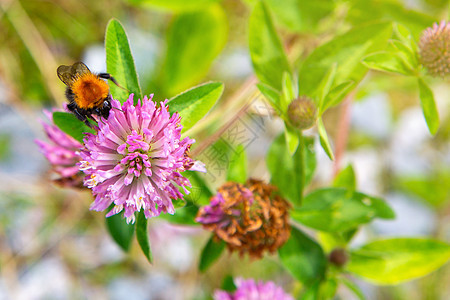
[0,133,11,161]
[1,0,449,299]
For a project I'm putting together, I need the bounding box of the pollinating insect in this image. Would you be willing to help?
[57,62,121,127]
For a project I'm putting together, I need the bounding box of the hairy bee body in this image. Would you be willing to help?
[57,62,117,127]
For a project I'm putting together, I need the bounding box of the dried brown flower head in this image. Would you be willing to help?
[196,179,291,258]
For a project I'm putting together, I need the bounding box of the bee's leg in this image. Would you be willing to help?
[98,73,119,85]
[68,104,93,128]
[67,102,77,112]
[78,112,94,128]
[98,73,127,91]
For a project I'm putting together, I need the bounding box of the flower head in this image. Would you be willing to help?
[287,96,317,130]
[196,179,291,258]
[419,21,450,78]
[80,94,205,223]
[214,278,294,300]
[35,109,84,188]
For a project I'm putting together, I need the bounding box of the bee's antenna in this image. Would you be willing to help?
[112,107,124,113]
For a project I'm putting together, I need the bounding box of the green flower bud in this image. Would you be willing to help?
[287,96,318,130]
[419,21,450,78]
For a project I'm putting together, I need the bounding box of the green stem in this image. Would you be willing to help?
[296,131,305,206]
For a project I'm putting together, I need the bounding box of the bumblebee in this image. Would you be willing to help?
[57,62,120,127]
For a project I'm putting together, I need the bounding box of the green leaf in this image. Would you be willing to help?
[362,52,412,75]
[389,40,418,70]
[347,238,450,285]
[365,195,396,220]
[136,210,152,263]
[318,229,359,253]
[316,63,337,113]
[221,275,237,292]
[417,78,439,135]
[278,227,327,285]
[346,1,436,39]
[184,171,214,206]
[226,144,247,183]
[199,236,226,272]
[127,0,220,12]
[257,83,282,114]
[319,277,338,299]
[317,118,334,160]
[163,4,227,95]
[300,281,321,300]
[105,212,135,252]
[264,0,334,33]
[300,278,340,300]
[52,112,95,143]
[291,188,395,232]
[322,81,355,112]
[396,170,450,208]
[281,71,296,114]
[317,232,345,253]
[282,72,295,101]
[168,82,224,132]
[392,23,419,55]
[342,228,359,243]
[105,19,142,102]
[393,23,413,43]
[303,136,316,186]
[333,164,356,191]
[159,204,199,225]
[299,22,393,107]
[340,277,366,300]
[284,123,299,155]
[249,1,290,91]
[267,134,303,206]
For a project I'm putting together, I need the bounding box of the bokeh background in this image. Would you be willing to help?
[0,0,449,299]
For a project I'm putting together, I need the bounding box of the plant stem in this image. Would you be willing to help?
[297,131,305,205]
[333,93,353,177]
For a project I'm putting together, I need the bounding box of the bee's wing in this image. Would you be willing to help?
[72,61,90,75]
[57,62,91,86]
[57,65,75,86]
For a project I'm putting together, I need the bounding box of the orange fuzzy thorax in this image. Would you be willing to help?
[71,73,109,109]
